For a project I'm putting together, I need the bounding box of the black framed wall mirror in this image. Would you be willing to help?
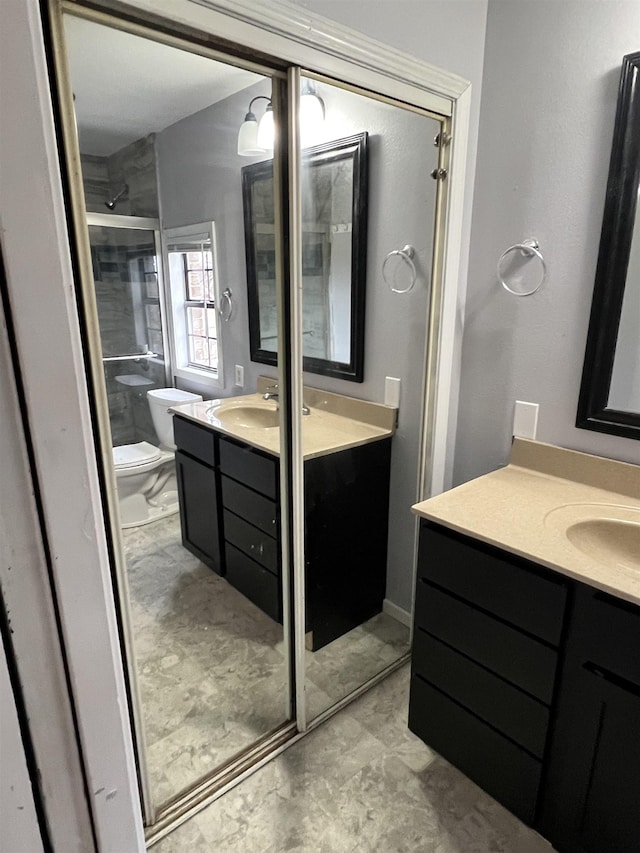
[577,51,640,440]
[242,132,368,381]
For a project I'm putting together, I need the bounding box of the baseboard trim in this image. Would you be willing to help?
[383,598,412,628]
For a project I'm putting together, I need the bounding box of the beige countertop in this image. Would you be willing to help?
[171,386,396,461]
[412,438,640,607]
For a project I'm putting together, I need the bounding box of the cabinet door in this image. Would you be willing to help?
[175,450,222,574]
[540,663,640,852]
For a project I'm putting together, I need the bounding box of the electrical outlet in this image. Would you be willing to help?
[513,400,539,439]
[234,364,244,387]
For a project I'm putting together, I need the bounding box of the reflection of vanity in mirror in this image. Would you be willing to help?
[577,51,640,440]
[171,377,396,650]
[243,133,368,381]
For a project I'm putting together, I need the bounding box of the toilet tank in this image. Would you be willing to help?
[147,388,203,449]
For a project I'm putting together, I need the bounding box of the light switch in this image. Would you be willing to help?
[234,364,244,387]
[384,376,401,408]
[513,400,539,439]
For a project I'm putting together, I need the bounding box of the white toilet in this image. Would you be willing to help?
[112,387,202,528]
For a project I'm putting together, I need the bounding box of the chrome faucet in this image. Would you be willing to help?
[263,383,310,415]
[263,383,279,402]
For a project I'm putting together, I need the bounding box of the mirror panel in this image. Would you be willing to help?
[243,133,368,381]
[296,76,442,721]
[577,51,640,439]
[63,12,291,816]
[608,224,640,414]
[58,2,448,822]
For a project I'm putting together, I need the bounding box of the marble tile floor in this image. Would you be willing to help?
[151,664,556,853]
[122,515,410,807]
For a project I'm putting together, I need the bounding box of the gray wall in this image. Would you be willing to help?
[295,0,490,485]
[157,77,269,395]
[454,0,640,484]
[157,79,440,612]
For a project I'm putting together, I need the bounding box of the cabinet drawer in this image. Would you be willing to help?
[412,628,549,758]
[409,673,542,826]
[225,543,281,622]
[219,437,277,499]
[223,510,278,575]
[419,522,567,645]
[221,476,278,536]
[173,416,217,467]
[415,581,558,703]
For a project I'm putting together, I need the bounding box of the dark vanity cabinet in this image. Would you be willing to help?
[303,439,391,650]
[409,522,567,825]
[539,586,640,852]
[174,416,223,574]
[409,520,640,852]
[174,415,392,650]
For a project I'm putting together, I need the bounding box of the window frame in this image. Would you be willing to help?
[163,221,225,387]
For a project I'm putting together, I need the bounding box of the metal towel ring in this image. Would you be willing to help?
[219,287,234,321]
[382,244,417,294]
[497,239,546,297]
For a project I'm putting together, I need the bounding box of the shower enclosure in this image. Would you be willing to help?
[86,213,168,445]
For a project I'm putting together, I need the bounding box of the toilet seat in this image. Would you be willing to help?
[113,441,162,470]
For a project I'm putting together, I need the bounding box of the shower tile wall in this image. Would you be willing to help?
[82,133,159,217]
[80,153,110,209]
[82,134,164,447]
[108,134,159,218]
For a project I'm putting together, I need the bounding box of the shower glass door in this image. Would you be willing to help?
[87,217,167,447]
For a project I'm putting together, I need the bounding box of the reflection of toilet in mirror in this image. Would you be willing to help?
[113,387,202,528]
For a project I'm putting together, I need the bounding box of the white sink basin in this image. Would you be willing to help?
[544,503,640,574]
[207,400,280,429]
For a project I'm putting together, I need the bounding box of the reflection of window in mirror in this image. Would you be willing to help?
[164,222,224,387]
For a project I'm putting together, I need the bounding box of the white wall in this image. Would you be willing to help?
[454,0,640,484]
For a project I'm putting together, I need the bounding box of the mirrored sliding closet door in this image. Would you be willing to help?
[50,0,452,837]
[293,75,443,722]
[58,9,292,822]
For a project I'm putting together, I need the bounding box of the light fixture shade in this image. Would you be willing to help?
[300,93,325,125]
[256,105,275,151]
[300,82,325,147]
[237,112,264,156]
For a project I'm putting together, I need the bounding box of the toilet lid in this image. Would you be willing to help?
[113,441,162,469]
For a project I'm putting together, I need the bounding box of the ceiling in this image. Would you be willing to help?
[65,15,260,156]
